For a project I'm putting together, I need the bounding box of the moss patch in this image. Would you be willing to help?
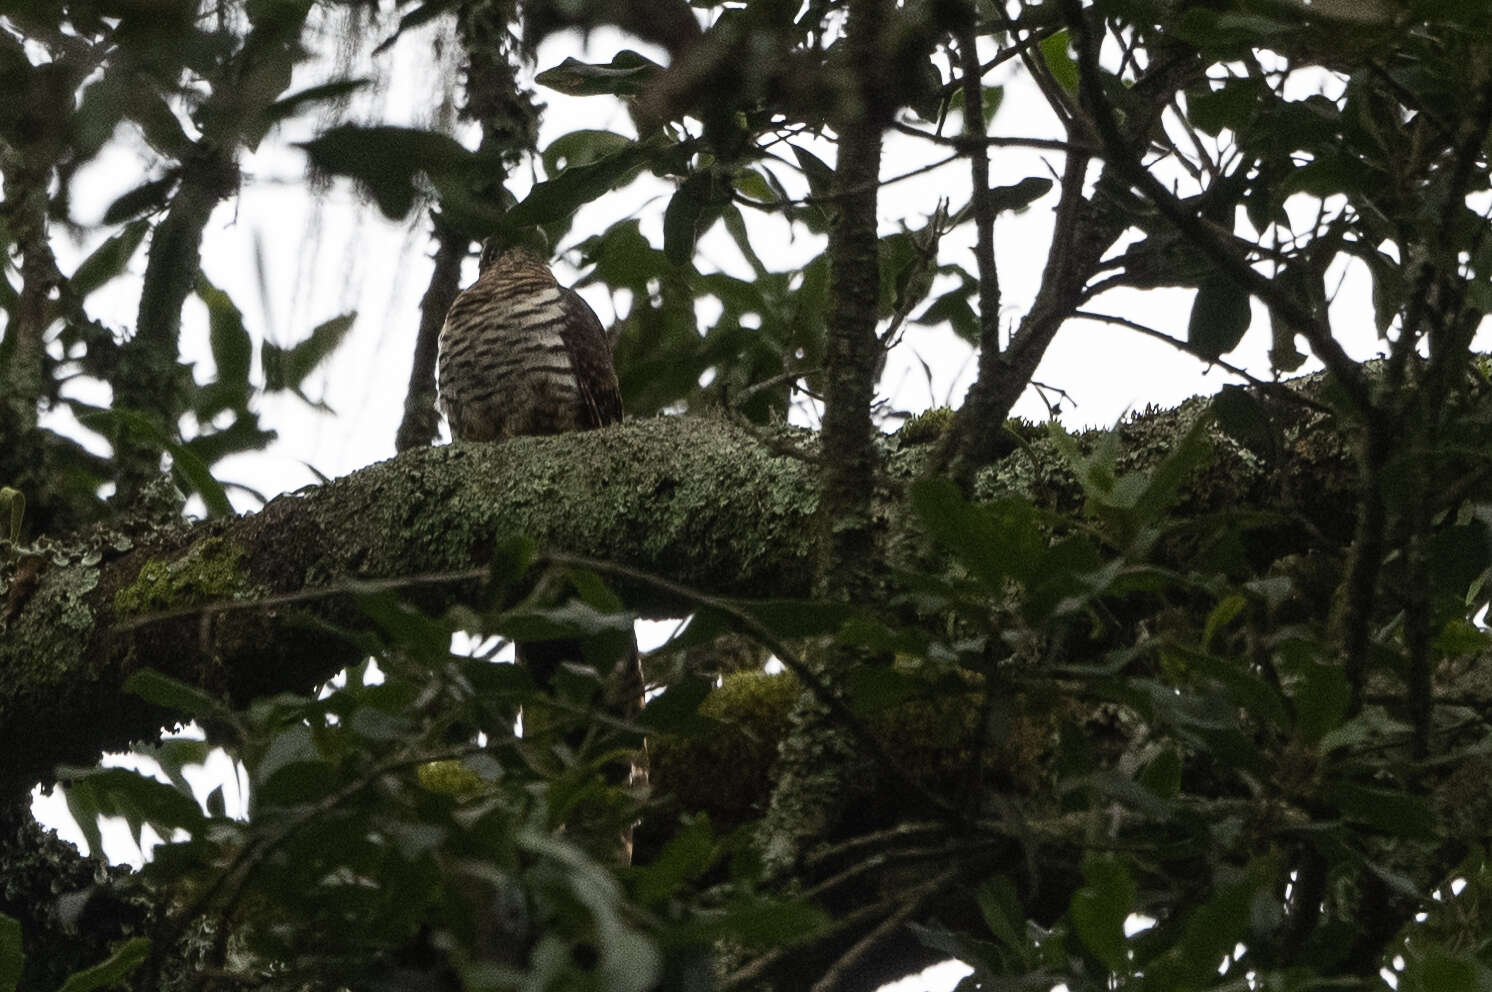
[113,536,259,616]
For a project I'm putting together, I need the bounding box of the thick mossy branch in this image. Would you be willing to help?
[0,400,1361,802]
[0,417,819,800]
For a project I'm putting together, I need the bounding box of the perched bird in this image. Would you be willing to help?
[437,239,642,859]
[438,242,622,442]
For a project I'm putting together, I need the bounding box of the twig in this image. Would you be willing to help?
[1070,309,1331,413]
[809,867,961,992]
[732,152,961,212]
[395,221,467,452]
[954,20,1002,363]
[890,121,1098,154]
[1057,0,1377,425]
[543,552,964,823]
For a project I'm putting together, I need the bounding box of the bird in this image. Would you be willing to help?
[438,241,622,442]
[437,239,643,858]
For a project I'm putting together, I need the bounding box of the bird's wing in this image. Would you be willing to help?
[557,286,623,428]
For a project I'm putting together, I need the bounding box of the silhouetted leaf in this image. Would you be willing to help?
[101,174,178,225]
[985,176,1053,213]
[299,125,478,219]
[372,0,460,53]
[637,674,717,734]
[1212,384,1277,460]
[915,285,980,342]
[63,767,207,846]
[664,172,712,266]
[81,408,234,517]
[507,141,653,227]
[264,78,369,124]
[262,312,356,394]
[791,144,835,198]
[71,220,150,297]
[197,276,252,402]
[1187,272,1252,361]
[535,50,663,96]
[1187,77,1263,136]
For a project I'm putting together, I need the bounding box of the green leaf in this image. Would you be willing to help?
[0,912,22,992]
[632,817,716,907]
[542,129,634,177]
[1289,655,1350,743]
[1399,946,1491,992]
[63,767,207,845]
[1138,745,1183,799]
[262,313,356,394]
[674,895,828,947]
[299,125,479,219]
[1322,780,1437,839]
[637,674,716,735]
[1187,272,1252,361]
[1039,30,1079,93]
[81,408,233,517]
[501,600,634,649]
[1212,384,1277,460]
[55,937,151,992]
[535,50,663,97]
[791,144,835,199]
[101,173,180,225]
[1202,593,1247,651]
[735,599,855,639]
[913,477,1044,587]
[263,78,369,125]
[985,176,1053,213]
[975,877,1028,956]
[1139,858,1277,984]
[664,172,712,266]
[507,141,652,227]
[124,669,224,720]
[71,220,151,298]
[358,591,452,663]
[1187,78,1263,136]
[846,665,924,714]
[1128,410,1213,526]
[197,276,252,400]
[1069,855,1134,972]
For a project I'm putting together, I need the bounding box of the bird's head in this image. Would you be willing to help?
[478,231,550,273]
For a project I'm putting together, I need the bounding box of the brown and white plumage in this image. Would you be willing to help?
[437,241,643,863]
[438,243,622,442]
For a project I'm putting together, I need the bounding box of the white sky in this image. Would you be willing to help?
[20,11,1436,990]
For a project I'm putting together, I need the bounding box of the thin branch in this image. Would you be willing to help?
[543,552,964,823]
[1070,309,1331,413]
[891,120,1098,154]
[931,23,1062,101]
[1057,0,1377,425]
[808,867,961,992]
[954,16,1002,362]
[395,221,467,452]
[732,152,961,212]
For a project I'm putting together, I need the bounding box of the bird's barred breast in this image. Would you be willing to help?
[438,282,588,440]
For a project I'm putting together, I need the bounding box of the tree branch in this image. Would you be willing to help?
[0,418,819,801]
